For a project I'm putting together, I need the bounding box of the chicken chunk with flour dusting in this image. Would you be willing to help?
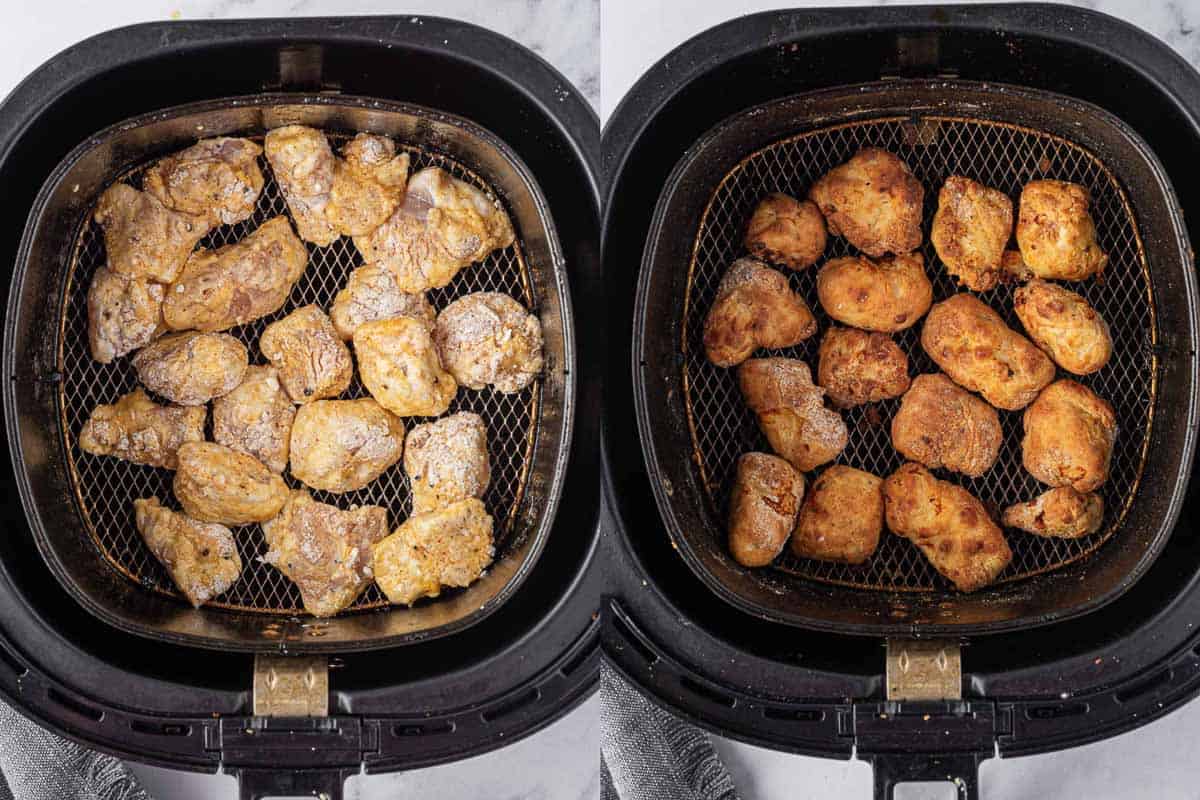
[353,167,516,292]
[354,317,457,417]
[132,331,248,406]
[433,292,543,393]
[174,442,289,525]
[373,498,495,606]
[329,263,435,341]
[737,357,848,473]
[93,183,208,283]
[212,366,295,472]
[288,398,406,493]
[78,388,205,469]
[86,266,165,364]
[261,490,389,617]
[259,305,353,404]
[134,498,241,607]
[143,137,264,226]
[404,412,491,514]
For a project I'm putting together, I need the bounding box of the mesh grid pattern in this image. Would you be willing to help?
[681,116,1154,591]
[58,135,540,614]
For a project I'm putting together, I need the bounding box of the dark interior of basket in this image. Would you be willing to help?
[59,135,540,614]
[681,116,1152,591]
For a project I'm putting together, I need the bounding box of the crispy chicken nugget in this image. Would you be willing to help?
[743,192,827,270]
[727,452,805,567]
[702,257,816,367]
[816,252,932,333]
[1021,379,1116,493]
[808,148,924,257]
[1013,279,1112,375]
[791,465,883,565]
[931,175,1013,292]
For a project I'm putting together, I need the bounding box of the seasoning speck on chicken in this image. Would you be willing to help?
[930,175,1014,292]
[816,326,909,408]
[79,388,205,470]
[143,137,264,226]
[134,498,241,607]
[404,412,491,515]
[212,365,295,473]
[288,398,405,493]
[792,465,883,565]
[354,317,457,417]
[173,442,289,525]
[1002,487,1104,539]
[737,358,847,472]
[434,292,543,393]
[132,331,248,407]
[259,305,354,404]
[1016,179,1107,281]
[702,257,816,368]
[808,147,924,257]
[743,192,827,270]
[86,266,165,364]
[727,452,804,567]
[373,498,495,606]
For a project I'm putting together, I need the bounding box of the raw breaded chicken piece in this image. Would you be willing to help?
[329,262,435,340]
[891,373,1002,478]
[1022,379,1116,493]
[816,326,910,408]
[86,266,165,364]
[815,252,932,333]
[261,489,389,617]
[143,137,264,226]
[326,133,411,236]
[702,257,816,367]
[288,398,405,493]
[808,148,924,257]
[743,192,826,270]
[162,216,308,333]
[404,412,491,514]
[883,462,1012,592]
[373,498,495,605]
[1013,279,1112,375]
[727,452,805,568]
[354,317,457,417]
[132,331,248,406]
[737,357,847,472]
[1002,487,1104,539]
[433,292,543,393]
[353,166,516,291]
[930,176,1013,292]
[792,465,883,565]
[173,442,288,525]
[1016,179,1107,281]
[134,497,241,607]
[212,365,295,472]
[259,305,353,404]
[93,183,208,283]
[263,125,339,245]
[78,388,205,469]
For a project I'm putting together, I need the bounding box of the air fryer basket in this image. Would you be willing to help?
[6,94,574,652]
[634,80,1199,635]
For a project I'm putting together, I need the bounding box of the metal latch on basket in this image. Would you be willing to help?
[253,655,329,717]
[885,639,961,701]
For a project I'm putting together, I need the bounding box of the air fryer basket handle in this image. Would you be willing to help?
[235,767,350,800]
[869,753,981,800]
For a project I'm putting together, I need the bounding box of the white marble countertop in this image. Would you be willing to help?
[602,1,1200,798]
[0,1,597,799]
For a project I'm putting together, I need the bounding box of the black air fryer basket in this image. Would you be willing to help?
[0,16,599,799]
[603,4,1200,798]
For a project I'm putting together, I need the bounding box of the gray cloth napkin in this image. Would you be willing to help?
[0,700,150,800]
[600,661,740,800]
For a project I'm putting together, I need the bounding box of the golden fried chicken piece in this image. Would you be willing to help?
[815,252,932,332]
[132,331,248,406]
[404,412,490,514]
[743,193,826,270]
[1002,487,1104,539]
[133,498,241,607]
[259,305,353,404]
[162,216,308,333]
[726,452,804,567]
[78,388,205,469]
[211,365,295,472]
[326,133,411,237]
[792,465,883,565]
[288,398,405,493]
[1013,279,1112,375]
[702,257,817,367]
[1016,180,1107,281]
[1022,379,1116,493]
[93,183,208,283]
[329,263,435,340]
[143,137,264,226]
[354,317,457,417]
[808,148,924,257]
[173,442,288,525]
[920,293,1055,411]
[737,358,847,472]
[891,373,1002,478]
[816,326,909,408]
[86,266,165,364]
[373,498,494,605]
[433,292,543,393]
[263,125,339,245]
[930,176,1013,292]
[883,462,1012,592]
[261,489,389,617]
[353,166,516,292]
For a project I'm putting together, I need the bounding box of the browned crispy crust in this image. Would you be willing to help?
[930,176,1013,292]
[727,452,805,567]
[1002,487,1104,539]
[743,193,827,270]
[816,326,910,408]
[702,257,817,367]
[1021,379,1116,493]
[808,148,924,257]
[1016,179,1107,281]
[737,358,848,472]
[1013,279,1112,375]
[791,465,883,565]
[920,293,1055,410]
[891,373,1002,478]
[815,252,932,332]
[883,462,1012,592]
